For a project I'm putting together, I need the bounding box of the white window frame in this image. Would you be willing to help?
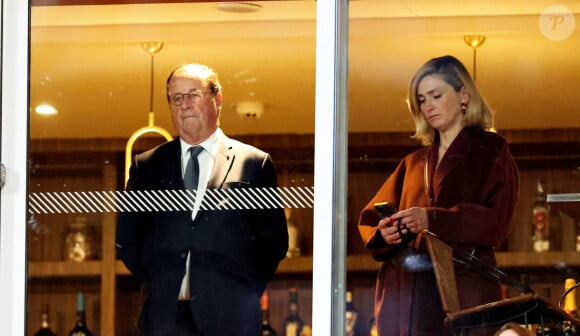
[0,0,30,334]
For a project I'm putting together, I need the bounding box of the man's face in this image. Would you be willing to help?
[167,73,222,144]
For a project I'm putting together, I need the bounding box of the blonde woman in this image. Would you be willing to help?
[359,55,520,335]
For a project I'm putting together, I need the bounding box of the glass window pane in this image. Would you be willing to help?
[28,2,317,335]
[348,2,580,335]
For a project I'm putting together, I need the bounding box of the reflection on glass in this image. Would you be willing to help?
[63,216,97,263]
[29,1,316,335]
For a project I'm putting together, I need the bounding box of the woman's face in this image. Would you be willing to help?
[416,74,468,133]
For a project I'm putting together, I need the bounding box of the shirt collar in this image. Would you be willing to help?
[179,128,222,159]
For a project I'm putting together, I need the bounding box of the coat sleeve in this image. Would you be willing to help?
[358,160,408,260]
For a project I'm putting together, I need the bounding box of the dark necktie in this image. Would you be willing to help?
[184,146,203,191]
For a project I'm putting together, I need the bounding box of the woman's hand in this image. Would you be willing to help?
[391,207,428,234]
[377,216,409,245]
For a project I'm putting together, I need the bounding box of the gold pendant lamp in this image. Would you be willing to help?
[124,42,173,185]
[464,34,496,132]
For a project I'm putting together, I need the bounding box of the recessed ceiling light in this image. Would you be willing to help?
[35,104,58,115]
[216,2,262,14]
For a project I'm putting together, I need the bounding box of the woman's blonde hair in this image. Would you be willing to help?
[407,55,492,146]
[493,322,533,336]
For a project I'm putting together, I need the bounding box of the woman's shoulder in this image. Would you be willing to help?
[402,147,429,164]
[483,129,509,149]
[478,129,514,163]
[464,125,508,148]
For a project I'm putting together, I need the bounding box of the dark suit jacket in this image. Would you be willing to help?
[116,132,288,336]
[358,126,520,336]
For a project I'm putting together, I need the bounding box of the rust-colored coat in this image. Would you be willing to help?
[358,126,519,336]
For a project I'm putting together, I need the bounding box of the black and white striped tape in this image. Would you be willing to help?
[28,186,315,214]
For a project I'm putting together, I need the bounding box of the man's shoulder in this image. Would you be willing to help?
[222,135,268,157]
[136,139,180,162]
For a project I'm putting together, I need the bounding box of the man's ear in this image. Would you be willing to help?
[215,92,223,111]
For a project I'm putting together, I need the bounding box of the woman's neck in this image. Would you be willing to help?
[435,125,464,167]
[438,123,464,149]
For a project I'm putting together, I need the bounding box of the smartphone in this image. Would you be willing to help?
[374,201,415,244]
[373,201,396,219]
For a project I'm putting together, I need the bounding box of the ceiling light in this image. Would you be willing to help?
[464,34,496,132]
[463,34,486,49]
[141,41,163,55]
[463,34,486,82]
[216,2,262,13]
[35,104,57,115]
[124,41,173,185]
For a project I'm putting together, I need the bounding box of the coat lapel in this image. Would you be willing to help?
[431,127,482,199]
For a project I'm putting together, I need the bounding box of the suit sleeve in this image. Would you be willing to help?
[251,154,288,293]
[115,157,147,280]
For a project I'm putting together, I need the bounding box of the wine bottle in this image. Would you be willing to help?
[34,304,57,336]
[368,316,378,336]
[564,278,578,317]
[283,287,303,336]
[532,179,550,252]
[345,291,359,336]
[68,292,93,336]
[562,278,578,336]
[261,290,278,336]
[549,209,563,251]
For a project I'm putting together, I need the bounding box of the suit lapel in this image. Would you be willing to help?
[194,135,235,220]
[207,135,235,190]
